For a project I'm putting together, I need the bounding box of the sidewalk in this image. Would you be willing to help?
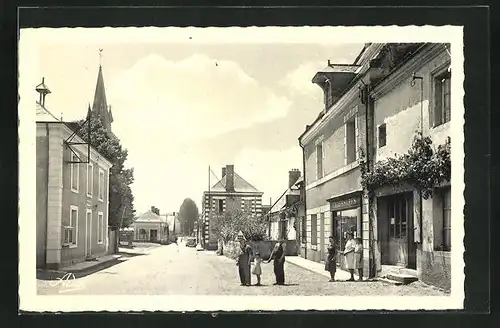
[62,254,122,274]
[286,256,362,281]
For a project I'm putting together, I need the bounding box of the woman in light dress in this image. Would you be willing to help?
[343,232,356,281]
[353,237,363,281]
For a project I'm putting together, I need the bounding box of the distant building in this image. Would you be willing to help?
[133,207,165,242]
[268,169,302,242]
[201,164,264,250]
[133,208,181,243]
[36,78,113,269]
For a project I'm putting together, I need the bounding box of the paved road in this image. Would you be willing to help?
[37,243,446,296]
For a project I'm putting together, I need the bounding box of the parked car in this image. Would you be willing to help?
[185,237,197,247]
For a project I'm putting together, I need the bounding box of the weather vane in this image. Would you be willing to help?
[98,48,103,66]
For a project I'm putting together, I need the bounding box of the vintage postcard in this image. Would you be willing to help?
[18,25,465,312]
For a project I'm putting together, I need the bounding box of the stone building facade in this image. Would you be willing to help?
[36,100,112,269]
[369,43,452,290]
[268,169,302,242]
[298,44,385,277]
[298,42,453,290]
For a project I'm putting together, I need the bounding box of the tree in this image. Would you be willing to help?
[75,113,136,229]
[211,209,268,242]
[178,198,199,235]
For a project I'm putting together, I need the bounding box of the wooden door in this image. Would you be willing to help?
[387,193,414,267]
[150,229,158,242]
[85,211,92,257]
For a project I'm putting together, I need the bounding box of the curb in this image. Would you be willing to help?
[64,255,123,278]
[286,259,330,278]
[286,259,367,281]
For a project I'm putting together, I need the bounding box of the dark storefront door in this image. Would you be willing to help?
[381,192,416,269]
[150,229,158,242]
[332,214,357,265]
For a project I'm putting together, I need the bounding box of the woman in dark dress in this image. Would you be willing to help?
[236,238,253,286]
[325,236,337,282]
[267,241,286,285]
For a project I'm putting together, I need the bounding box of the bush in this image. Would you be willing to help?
[211,210,268,242]
[360,133,451,199]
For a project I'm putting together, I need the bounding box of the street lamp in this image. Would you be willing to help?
[411,72,424,134]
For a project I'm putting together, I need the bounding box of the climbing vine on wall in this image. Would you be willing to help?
[359,133,451,200]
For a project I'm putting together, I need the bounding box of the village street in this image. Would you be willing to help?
[37,243,446,296]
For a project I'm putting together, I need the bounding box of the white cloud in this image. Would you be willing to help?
[280,61,325,101]
[233,146,303,205]
[108,53,292,148]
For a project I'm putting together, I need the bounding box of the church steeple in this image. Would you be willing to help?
[91,64,112,132]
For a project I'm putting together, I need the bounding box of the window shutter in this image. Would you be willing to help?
[321,142,325,177]
[344,124,348,166]
[413,192,422,243]
[355,116,359,160]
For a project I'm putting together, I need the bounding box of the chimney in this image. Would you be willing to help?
[327,59,331,66]
[288,169,301,189]
[225,165,235,192]
[222,167,226,177]
[151,206,155,212]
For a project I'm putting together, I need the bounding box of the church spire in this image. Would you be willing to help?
[91,52,112,132]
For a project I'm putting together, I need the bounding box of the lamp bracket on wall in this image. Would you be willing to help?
[63,110,92,164]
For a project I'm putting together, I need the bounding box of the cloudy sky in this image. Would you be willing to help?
[24,28,364,214]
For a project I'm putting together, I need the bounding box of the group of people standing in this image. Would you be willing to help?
[236,237,286,286]
[325,232,364,282]
[235,231,363,286]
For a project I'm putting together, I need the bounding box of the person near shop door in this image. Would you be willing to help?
[353,237,364,281]
[325,236,337,282]
[343,232,356,281]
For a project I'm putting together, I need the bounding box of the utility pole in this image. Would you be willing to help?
[116,205,126,253]
[207,165,211,249]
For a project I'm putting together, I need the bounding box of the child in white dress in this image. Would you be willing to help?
[252,252,263,286]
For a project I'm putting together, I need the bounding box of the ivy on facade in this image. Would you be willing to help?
[359,133,451,199]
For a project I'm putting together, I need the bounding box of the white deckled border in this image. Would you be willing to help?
[19,25,465,312]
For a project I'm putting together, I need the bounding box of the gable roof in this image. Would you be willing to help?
[36,102,60,122]
[210,171,261,193]
[135,210,162,223]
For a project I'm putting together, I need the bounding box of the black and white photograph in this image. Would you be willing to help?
[18,25,465,312]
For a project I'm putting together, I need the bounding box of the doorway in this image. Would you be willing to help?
[378,192,416,269]
[332,213,358,265]
[85,210,92,257]
[150,229,158,242]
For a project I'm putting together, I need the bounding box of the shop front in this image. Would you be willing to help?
[328,191,363,269]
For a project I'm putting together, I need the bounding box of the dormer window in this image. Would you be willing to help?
[312,63,361,112]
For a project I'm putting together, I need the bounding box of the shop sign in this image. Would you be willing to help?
[329,196,360,211]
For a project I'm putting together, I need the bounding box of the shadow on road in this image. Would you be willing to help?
[36,253,143,280]
[117,252,146,258]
